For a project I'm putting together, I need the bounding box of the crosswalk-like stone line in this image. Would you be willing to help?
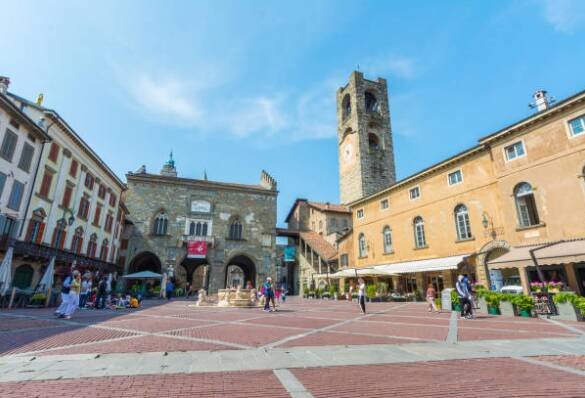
[514,356,585,377]
[273,368,314,398]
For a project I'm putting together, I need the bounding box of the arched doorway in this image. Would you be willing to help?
[128,251,162,274]
[180,257,210,292]
[225,254,256,288]
[477,240,510,289]
[13,264,34,289]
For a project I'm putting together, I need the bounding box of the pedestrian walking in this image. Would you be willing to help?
[95,277,107,309]
[166,279,174,300]
[55,272,73,317]
[426,283,438,313]
[263,277,276,312]
[79,274,92,309]
[357,278,366,314]
[456,275,473,319]
[62,271,81,319]
[280,286,287,303]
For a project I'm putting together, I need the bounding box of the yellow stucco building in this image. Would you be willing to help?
[337,73,585,296]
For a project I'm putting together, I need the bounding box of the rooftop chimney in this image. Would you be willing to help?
[530,90,555,112]
[0,76,10,95]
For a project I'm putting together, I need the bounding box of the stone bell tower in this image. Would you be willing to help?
[337,71,396,205]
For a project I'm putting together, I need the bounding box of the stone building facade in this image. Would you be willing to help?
[337,71,396,205]
[122,159,278,293]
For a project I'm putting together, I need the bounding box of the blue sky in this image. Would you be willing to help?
[2,0,585,226]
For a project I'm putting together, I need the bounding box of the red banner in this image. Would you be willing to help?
[187,240,207,259]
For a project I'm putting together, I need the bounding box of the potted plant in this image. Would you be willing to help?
[498,293,515,316]
[546,281,563,294]
[484,292,501,315]
[434,297,442,311]
[28,292,47,308]
[553,292,581,321]
[366,285,377,302]
[303,287,310,298]
[451,290,461,311]
[530,282,544,293]
[511,294,534,317]
[328,284,338,300]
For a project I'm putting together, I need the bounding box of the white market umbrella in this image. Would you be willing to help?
[0,246,14,296]
[330,267,396,279]
[37,256,55,293]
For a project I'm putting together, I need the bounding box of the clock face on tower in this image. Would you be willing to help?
[343,143,354,163]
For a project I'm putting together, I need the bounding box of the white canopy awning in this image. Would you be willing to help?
[374,254,471,274]
[123,271,163,279]
[330,268,396,279]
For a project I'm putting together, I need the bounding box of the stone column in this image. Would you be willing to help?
[564,263,580,294]
[518,266,530,295]
[207,262,224,294]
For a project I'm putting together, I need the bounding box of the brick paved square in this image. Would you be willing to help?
[98,317,214,333]
[0,318,64,332]
[536,355,585,371]
[242,314,340,329]
[333,320,448,341]
[278,331,423,347]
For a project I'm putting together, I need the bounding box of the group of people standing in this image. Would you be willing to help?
[261,277,286,312]
[54,270,113,319]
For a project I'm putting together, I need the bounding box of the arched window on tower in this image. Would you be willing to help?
[454,204,472,240]
[368,133,380,151]
[365,91,379,113]
[514,182,540,227]
[342,94,351,119]
[229,218,243,240]
[153,212,168,236]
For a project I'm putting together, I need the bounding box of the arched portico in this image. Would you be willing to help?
[128,251,162,274]
[477,240,511,289]
[224,254,256,288]
[180,256,210,291]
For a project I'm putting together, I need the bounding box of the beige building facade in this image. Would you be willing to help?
[337,76,585,296]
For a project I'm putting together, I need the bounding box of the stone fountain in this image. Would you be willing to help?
[192,287,258,307]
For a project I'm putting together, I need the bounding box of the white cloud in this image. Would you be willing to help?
[360,55,418,79]
[541,0,585,33]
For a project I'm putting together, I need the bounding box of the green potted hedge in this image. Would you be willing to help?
[498,293,515,316]
[328,284,338,300]
[553,292,585,321]
[511,294,534,317]
[451,290,461,311]
[484,292,501,315]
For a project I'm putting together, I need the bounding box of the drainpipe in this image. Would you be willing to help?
[18,122,54,238]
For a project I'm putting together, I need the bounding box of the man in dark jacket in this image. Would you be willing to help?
[95,277,107,309]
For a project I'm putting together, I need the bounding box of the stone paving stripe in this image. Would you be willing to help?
[543,317,585,336]
[513,356,585,377]
[273,368,315,398]
[446,310,458,344]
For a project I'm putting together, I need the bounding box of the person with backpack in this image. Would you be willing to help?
[95,277,108,309]
[55,272,73,317]
[456,274,473,319]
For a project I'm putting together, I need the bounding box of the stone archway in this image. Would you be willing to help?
[476,240,511,288]
[224,254,256,288]
[128,251,162,274]
[180,257,210,292]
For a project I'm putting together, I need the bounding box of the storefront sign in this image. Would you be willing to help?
[284,246,296,262]
[187,240,207,259]
[489,269,504,291]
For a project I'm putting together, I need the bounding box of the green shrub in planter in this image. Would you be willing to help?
[366,285,377,299]
[451,290,460,306]
[303,287,310,298]
[511,295,534,317]
[435,297,442,310]
[378,282,389,296]
[328,284,338,297]
[484,292,501,314]
[30,293,47,303]
[553,292,578,304]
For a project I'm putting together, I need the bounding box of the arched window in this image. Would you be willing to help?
[368,133,380,150]
[189,221,195,236]
[51,219,67,249]
[454,204,472,240]
[71,226,84,254]
[383,226,393,253]
[365,92,379,113]
[100,239,109,261]
[514,182,540,227]
[358,233,367,257]
[413,216,426,248]
[153,212,168,236]
[12,264,34,289]
[229,219,243,240]
[342,94,351,119]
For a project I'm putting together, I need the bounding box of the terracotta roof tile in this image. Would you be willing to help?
[307,201,350,214]
[300,231,338,261]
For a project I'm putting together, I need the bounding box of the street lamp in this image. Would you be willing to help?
[62,208,75,226]
[481,212,497,240]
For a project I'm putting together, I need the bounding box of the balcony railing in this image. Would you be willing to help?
[5,239,118,272]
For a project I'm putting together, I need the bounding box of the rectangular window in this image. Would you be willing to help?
[93,205,102,226]
[120,239,128,250]
[61,185,73,208]
[48,142,60,162]
[356,209,364,219]
[409,186,420,200]
[0,172,6,198]
[109,193,117,207]
[380,199,389,209]
[98,184,106,199]
[569,115,585,136]
[0,129,18,162]
[105,214,113,232]
[448,170,463,186]
[39,170,53,198]
[85,173,94,190]
[69,159,78,177]
[340,254,348,268]
[7,180,24,210]
[504,141,525,161]
[78,197,90,219]
[18,143,35,172]
[330,218,337,228]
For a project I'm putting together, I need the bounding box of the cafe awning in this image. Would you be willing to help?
[123,271,163,279]
[330,268,396,279]
[374,254,471,274]
[487,239,585,269]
